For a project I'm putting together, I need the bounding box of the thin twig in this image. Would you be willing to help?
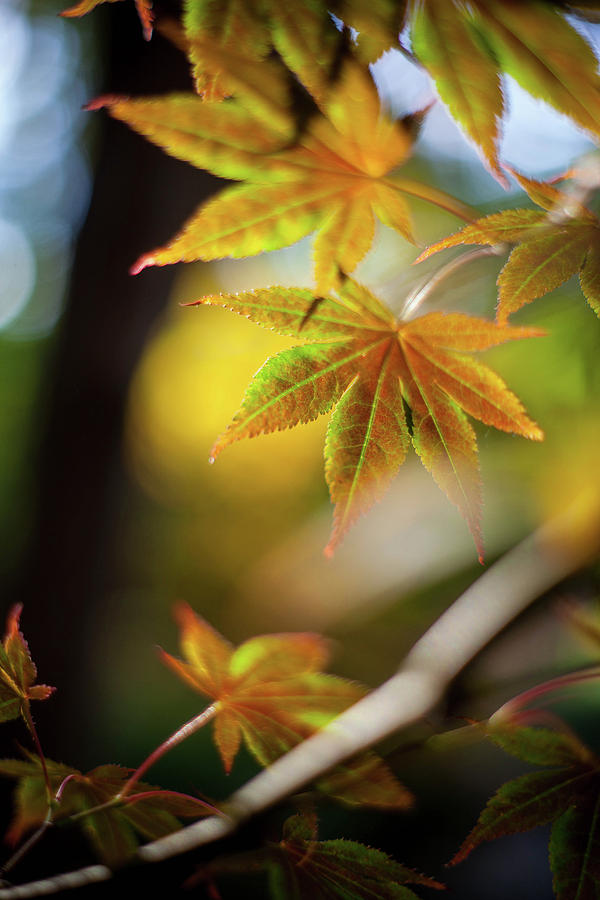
[21,704,51,802]
[118,703,218,799]
[0,812,52,880]
[384,175,480,224]
[1,495,597,897]
[401,245,506,319]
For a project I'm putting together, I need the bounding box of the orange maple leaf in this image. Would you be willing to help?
[160,603,411,809]
[91,42,472,294]
[189,278,544,560]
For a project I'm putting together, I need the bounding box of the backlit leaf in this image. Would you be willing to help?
[183,0,270,100]
[0,605,54,725]
[160,604,412,809]
[411,0,503,182]
[0,754,210,867]
[452,724,600,900]
[189,279,543,559]
[417,174,600,322]
[94,46,467,292]
[409,0,600,178]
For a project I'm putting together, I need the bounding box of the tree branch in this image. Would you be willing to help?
[2,495,597,897]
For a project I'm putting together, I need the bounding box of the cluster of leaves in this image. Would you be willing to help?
[13,0,600,896]
[0,606,436,890]
[0,754,209,868]
[76,2,570,559]
[64,1,600,174]
[0,607,213,868]
[453,722,600,900]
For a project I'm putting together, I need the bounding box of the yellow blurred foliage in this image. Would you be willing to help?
[536,417,600,567]
[125,260,327,508]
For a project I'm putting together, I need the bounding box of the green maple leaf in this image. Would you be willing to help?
[0,753,211,868]
[90,38,472,295]
[161,603,412,810]
[417,171,600,322]
[410,0,600,180]
[452,724,600,900]
[195,810,445,899]
[0,605,54,726]
[188,277,543,559]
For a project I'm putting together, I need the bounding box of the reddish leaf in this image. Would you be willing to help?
[161,604,411,809]
[190,279,543,559]
[0,606,54,725]
[0,754,211,867]
[417,173,600,322]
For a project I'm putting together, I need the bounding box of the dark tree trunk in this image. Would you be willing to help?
[11,1,217,764]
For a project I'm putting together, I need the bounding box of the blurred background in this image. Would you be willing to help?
[1,0,600,896]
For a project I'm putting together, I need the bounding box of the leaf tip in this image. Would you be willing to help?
[447,842,472,868]
[322,542,335,560]
[82,94,121,112]
[130,255,156,276]
[209,438,225,463]
[6,603,23,637]
[28,684,55,701]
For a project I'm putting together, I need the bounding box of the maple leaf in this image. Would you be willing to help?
[182,0,342,103]
[410,0,600,180]
[160,603,412,809]
[417,171,600,323]
[0,753,211,867]
[194,810,444,899]
[331,0,409,64]
[188,277,543,559]
[181,0,406,101]
[451,723,600,900]
[61,0,154,40]
[0,605,54,726]
[90,42,473,295]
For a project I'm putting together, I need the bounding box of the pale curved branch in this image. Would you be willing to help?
[1,495,597,897]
